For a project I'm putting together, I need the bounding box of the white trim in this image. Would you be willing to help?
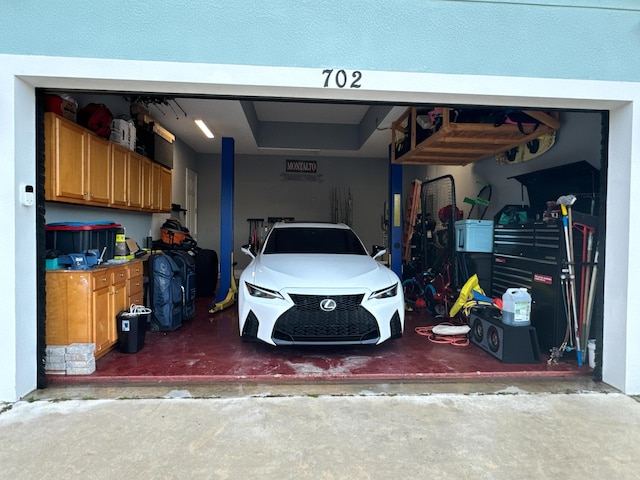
[1,53,639,400]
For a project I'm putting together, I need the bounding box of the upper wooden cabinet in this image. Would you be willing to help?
[127,151,143,209]
[160,166,172,212]
[45,112,171,213]
[110,144,129,207]
[45,113,86,203]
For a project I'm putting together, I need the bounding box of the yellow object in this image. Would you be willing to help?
[560,204,568,216]
[449,274,483,317]
[209,253,238,313]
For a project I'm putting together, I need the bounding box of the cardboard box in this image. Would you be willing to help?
[455,220,494,253]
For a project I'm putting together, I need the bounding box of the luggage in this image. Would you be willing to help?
[148,253,183,332]
[166,250,196,320]
[194,248,218,297]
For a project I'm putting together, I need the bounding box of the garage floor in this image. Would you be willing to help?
[47,297,588,386]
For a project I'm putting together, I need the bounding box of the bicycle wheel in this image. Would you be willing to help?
[402,278,423,309]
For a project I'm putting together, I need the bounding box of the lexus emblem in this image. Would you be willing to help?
[319,299,337,312]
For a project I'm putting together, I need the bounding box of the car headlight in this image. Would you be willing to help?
[369,284,398,300]
[245,282,284,300]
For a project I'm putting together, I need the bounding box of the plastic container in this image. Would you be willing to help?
[116,310,148,354]
[587,339,596,369]
[501,287,532,326]
[454,220,494,253]
[45,222,121,261]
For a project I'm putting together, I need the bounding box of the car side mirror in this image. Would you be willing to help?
[371,245,386,259]
[241,244,255,259]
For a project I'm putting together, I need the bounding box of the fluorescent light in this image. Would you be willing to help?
[194,119,214,139]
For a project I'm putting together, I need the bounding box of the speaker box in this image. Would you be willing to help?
[470,310,541,363]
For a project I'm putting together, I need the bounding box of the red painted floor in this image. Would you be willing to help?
[49,298,589,385]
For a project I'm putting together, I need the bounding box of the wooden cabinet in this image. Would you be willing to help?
[110,144,129,207]
[45,113,114,206]
[85,134,111,205]
[160,166,172,212]
[126,260,145,306]
[141,156,153,210]
[46,264,129,359]
[45,112,172,213]
[128,152,143,209]
[45,113,86,203]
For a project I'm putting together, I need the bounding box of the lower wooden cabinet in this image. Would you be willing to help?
[46,263,134,359]
[127,260,145,306]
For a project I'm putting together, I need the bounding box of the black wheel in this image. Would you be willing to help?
[425,284,446,317]
[195,249,218,297]
[402,279,423,309]
[149,321,160,333]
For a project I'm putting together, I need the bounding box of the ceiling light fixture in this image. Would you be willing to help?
[194,119,215,139]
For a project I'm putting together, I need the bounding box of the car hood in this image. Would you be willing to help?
[242,253,399,291]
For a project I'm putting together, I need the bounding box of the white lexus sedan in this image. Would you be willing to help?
[238,222,404,345]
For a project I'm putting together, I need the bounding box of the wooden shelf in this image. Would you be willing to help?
[391,107,560,166]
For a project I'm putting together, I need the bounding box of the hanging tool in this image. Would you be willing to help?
[557,194,582,366]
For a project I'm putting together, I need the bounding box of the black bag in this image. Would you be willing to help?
[148,253,183,332]
[195,248,219,297]
[166,250,196,321]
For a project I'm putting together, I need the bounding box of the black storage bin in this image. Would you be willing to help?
[45,222,121,261]
[116,311,148,354]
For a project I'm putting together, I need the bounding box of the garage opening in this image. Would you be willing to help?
[38,89,604,387]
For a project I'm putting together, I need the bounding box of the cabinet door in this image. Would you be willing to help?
[110,144,129,207]
[151,163,162,211]
[45,113,86,202]
[85,134,112,206]
[141,157,153,210]
[160,167,172,212]
[93,286,112,356]
[128,152,143,209]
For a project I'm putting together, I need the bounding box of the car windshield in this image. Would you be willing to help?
[263,227,368,255]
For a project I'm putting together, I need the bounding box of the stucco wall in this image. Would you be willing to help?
[1,1,639,81]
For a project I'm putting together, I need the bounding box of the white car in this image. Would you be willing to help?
[238,222,404,345]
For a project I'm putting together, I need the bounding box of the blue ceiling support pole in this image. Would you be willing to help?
[216,137,235,303]
[389,156,403,279]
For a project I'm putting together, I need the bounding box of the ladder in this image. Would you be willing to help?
[402,179,422,264]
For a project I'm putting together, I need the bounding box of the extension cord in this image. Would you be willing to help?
[432,324,470,336]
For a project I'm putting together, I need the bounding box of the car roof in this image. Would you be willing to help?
[271,221,350,230]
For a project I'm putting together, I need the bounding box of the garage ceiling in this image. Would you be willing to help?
[67,91,406,158]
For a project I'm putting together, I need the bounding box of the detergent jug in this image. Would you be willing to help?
[501,288,531,326]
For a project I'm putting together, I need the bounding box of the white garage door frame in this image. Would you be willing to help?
[1,54,639,401]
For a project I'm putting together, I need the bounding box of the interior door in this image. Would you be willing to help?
[185,168,198,240]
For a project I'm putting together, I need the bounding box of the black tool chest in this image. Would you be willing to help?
[491,220,567,353]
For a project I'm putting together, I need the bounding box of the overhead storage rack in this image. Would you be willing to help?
[391,107,560,166]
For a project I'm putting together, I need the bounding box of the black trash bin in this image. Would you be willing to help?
[116,310,148,353]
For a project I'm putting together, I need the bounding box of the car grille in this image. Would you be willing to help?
[273,294,379,344]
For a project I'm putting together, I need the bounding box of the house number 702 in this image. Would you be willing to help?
[322,69,362,89]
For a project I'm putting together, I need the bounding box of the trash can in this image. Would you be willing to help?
[116,310,148,354]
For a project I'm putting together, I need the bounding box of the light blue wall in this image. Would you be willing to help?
[2,1,639,81]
